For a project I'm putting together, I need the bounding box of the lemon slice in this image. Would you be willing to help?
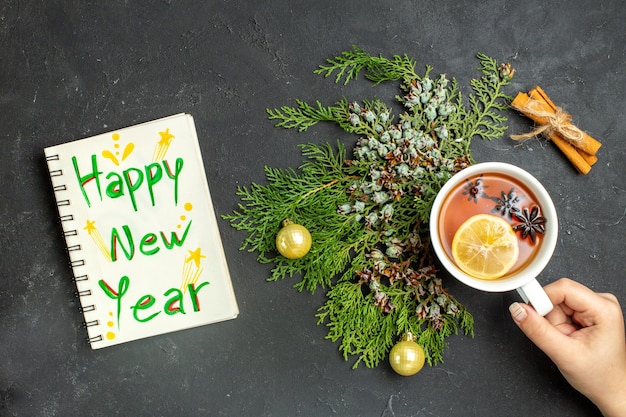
[451,214,519,280]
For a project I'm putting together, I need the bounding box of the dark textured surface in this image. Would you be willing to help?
[1,1,625,416]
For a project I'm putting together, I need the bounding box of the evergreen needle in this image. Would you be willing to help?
[226,47,514,368]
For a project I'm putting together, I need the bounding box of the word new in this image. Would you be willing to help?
[111,221,192,261]
[99,275,210,324]
[72,154,184,211]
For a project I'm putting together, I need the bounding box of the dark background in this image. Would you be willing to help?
[1,1,625,416]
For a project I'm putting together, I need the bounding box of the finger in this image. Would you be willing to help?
[544,278,603,314]
[597,292,620,305]
[544,303,570,325]
[553,320,581,336]
[543,305,582,335]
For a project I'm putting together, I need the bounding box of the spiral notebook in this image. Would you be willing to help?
[44,113,238,349]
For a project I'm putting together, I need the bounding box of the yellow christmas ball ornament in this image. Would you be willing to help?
[275,219,312,259]
[389,331,425,376]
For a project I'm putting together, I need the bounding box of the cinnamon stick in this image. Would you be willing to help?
[549,133,592,174]
[528,86,602,156]
[578,150,598,166]
[510,87,602,174]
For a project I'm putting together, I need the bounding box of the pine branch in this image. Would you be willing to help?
[227,47,514,369]
[266,99,339,132]
[460,53,514,143]
[314,45,419,85]
[317,281,396,368]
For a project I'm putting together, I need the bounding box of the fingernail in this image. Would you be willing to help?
[509,302,527,322]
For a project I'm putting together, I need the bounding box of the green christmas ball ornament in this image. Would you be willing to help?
[389,331,425,376]
[276,219,312,259]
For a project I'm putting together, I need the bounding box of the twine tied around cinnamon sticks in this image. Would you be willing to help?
[511,86,601,175]
[511,103,585,144]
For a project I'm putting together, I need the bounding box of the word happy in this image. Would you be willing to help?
[72,154,184,211]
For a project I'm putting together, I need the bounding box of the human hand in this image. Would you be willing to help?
[509,278,626,417]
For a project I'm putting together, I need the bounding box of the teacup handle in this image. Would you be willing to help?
[516,279,554,316]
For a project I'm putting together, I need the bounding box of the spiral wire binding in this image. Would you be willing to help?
[78,304,96,313]
[46,152,102,347]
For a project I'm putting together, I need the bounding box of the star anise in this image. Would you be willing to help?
[513,205,546,242]
[489,187,523,219]
[462,175,488,204]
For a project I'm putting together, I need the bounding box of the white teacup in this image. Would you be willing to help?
[429,162,557,316]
